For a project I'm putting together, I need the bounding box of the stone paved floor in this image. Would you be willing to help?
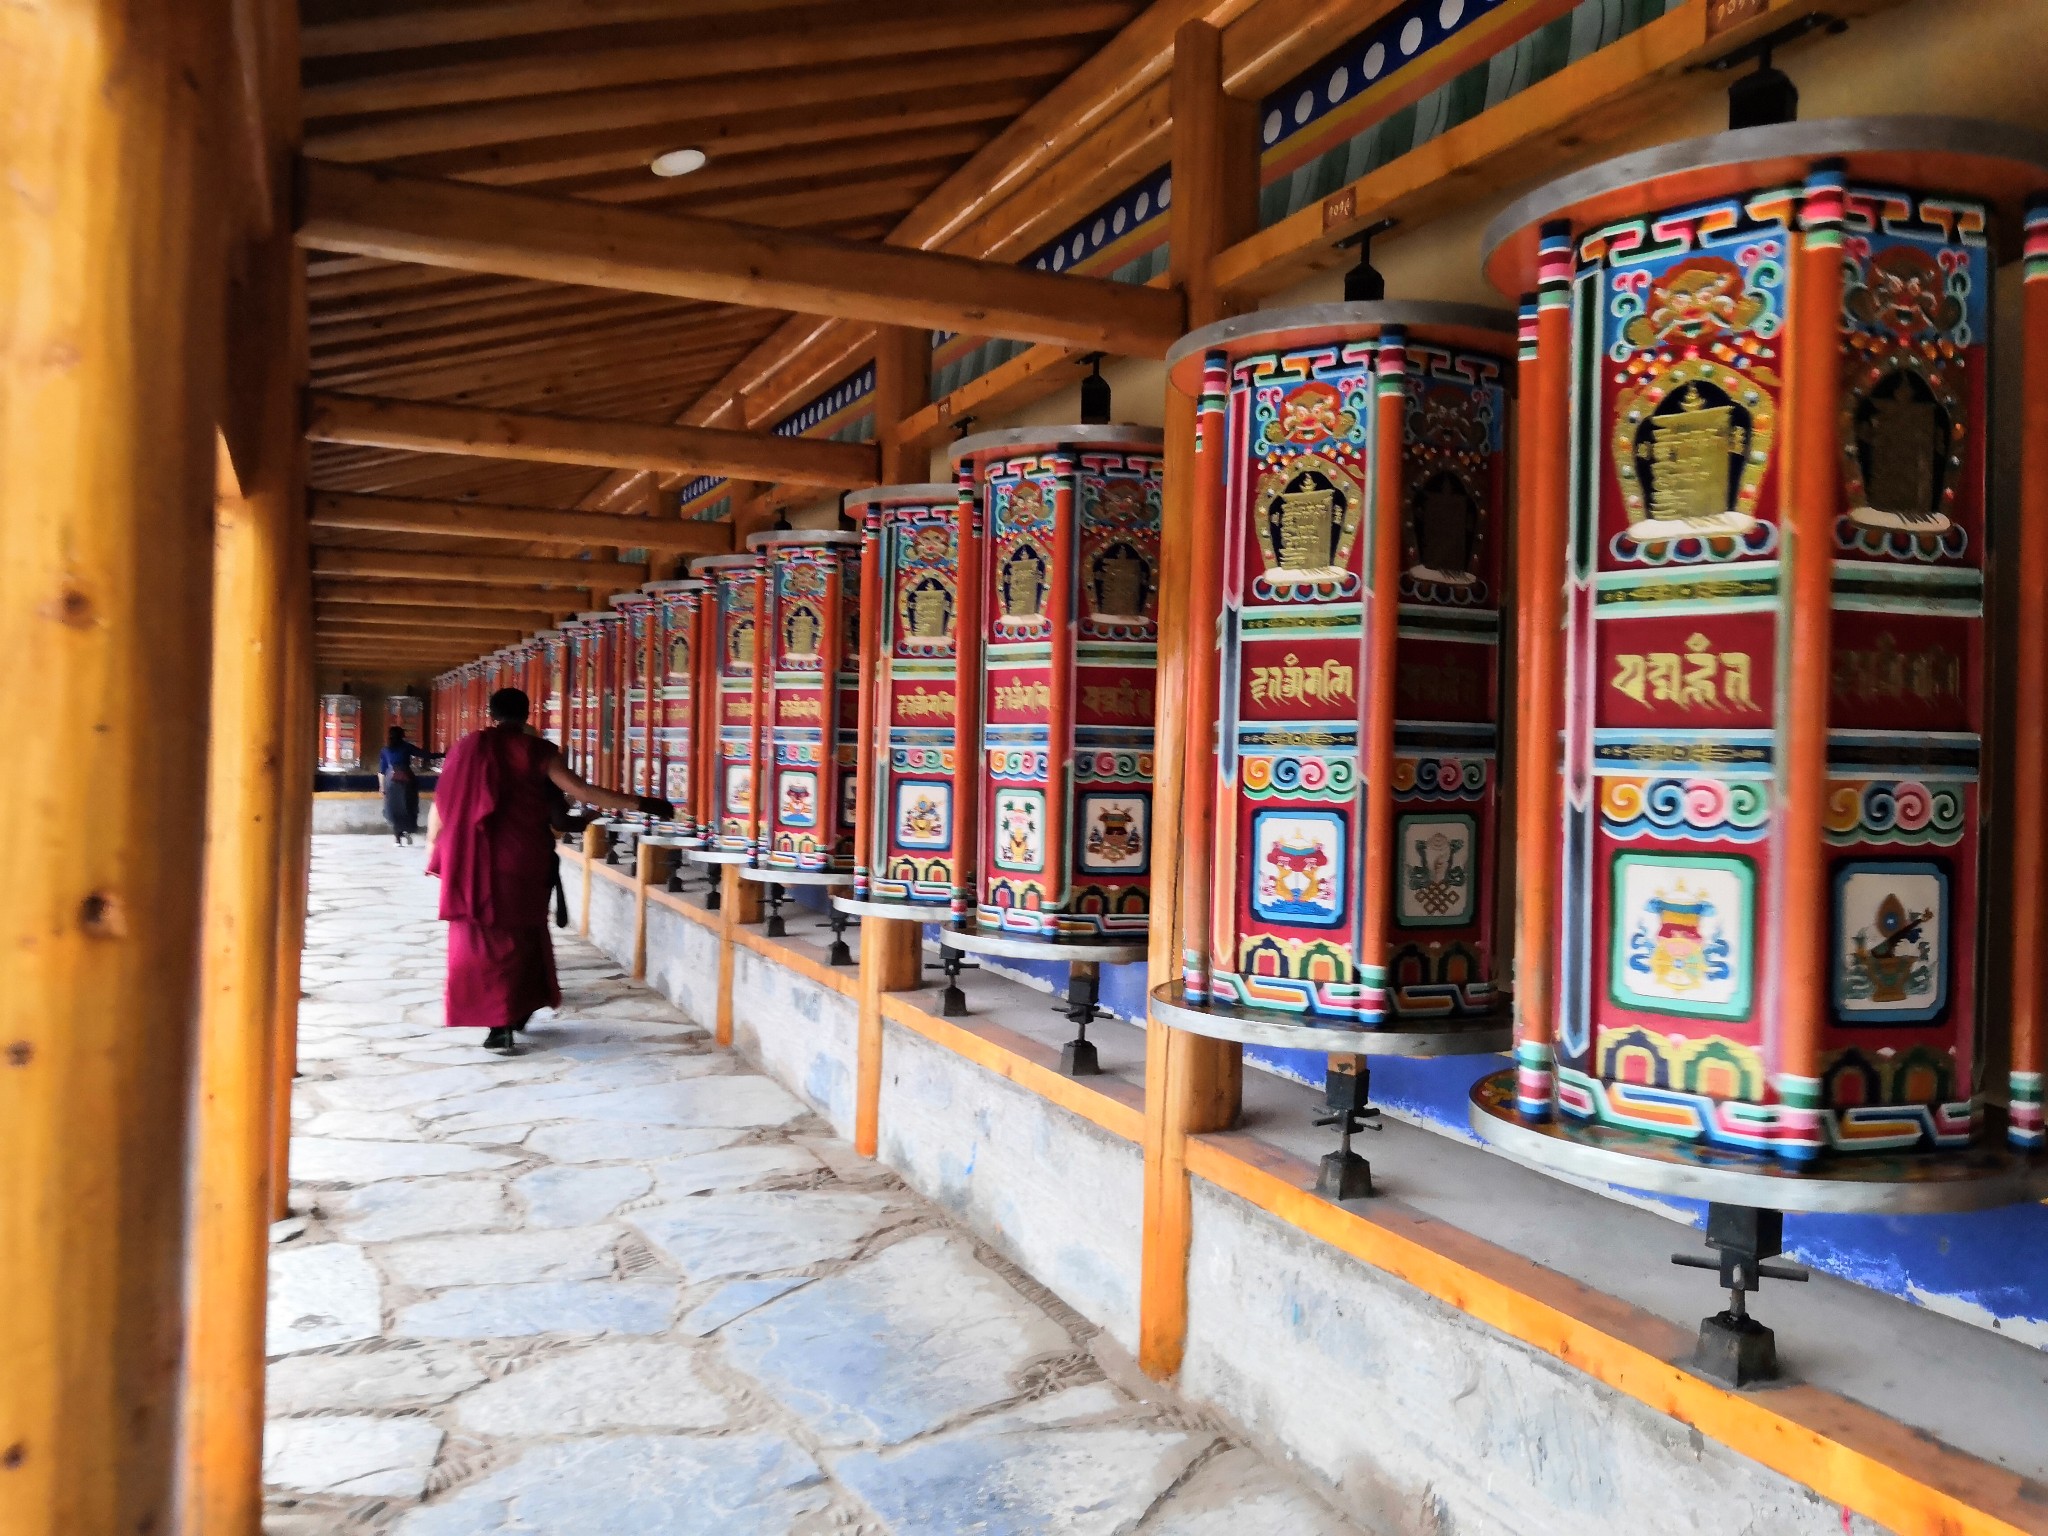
[265,835,1364,1535]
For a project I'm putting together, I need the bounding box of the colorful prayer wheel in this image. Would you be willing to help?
[691,552,766,858]
[318,693,362,772]
[1482,118,2048,1163]
[745,529,862,876]
[536,629,567,748]
[842,483,982,920]
[608,588,659,798]
[949,426,1163,942]
[385,694,423,745]
[1162,302,1516,1036]
[645,579,711,844]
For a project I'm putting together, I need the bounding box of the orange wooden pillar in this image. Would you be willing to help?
[271,518,313,1222]
[716,864,765,1048]
[1771,169,1850,1157]
[1138,18,1256,1381]
[2010,199,2048,1148]
[0,2,234,1529]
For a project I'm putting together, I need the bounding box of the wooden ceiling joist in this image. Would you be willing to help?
[306,391,879,487]
[301,0,841,61]
[312,547,648,587]
[297,164,1185,356]
[317,579,588,610]
[311,491,733,554]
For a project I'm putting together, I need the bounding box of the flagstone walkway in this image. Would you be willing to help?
[265,835,1363,1535]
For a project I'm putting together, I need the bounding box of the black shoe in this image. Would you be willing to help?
[483,1027,518,1053]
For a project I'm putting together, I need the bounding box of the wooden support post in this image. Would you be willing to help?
[579,823,607,934]
[272,545,313,1222]
[633,841,677,980]
[855,917,924,1158]
[873,325,932,484]
[0,2,233,1528]
[184,422,292,1534]
[716,864,764,1048]
[2009,199,2048,1149]
[1139,18,1258,1383]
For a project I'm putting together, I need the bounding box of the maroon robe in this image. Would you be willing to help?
[427,725,563,1029]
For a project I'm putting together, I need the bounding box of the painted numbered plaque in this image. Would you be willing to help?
[848,483,981,917]
[951,426,1164,940]
[747,530,862,874]
[646,580,709,843]
[1168,302,1514,1025]
[692,552,765,855]
[1483,118,2048,1158]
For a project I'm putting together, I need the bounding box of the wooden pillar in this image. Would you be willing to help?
[0,2,233,1529]
[633,840,677,980]
[874,324,932,483]
[1773,168,1849,1163]
[184,337,294,1534]
[1139,18,1258,1381]
[271,526,313,1222]
[2009,198,2048,1149]
[579,823,607,934]
[716,864,764,1048]
[1356,332,1409,1006]
[855,919,923,1157]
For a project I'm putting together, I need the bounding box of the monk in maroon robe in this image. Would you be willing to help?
[427,687,667,1051]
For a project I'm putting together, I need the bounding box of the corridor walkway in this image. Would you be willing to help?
[264,836,1363,1534]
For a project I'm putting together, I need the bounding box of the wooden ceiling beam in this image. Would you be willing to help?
[301,42,1093,162]
[310,285,681,347]
[317,578,585,609]
[311,294,679,370]
[316,601,564,629]
[312,547,648,586]
[310,277,548,326]
[318,305,769,380]
[316,314,771,396]
[296,165,1185,355]
[301,0,826,60]
[306,391,877,487]
[395,89,1036,189]
[304,2,1132,118]
[576,127,996,207]
[312,491,733,554]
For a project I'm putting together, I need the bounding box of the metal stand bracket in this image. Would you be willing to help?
[764,881,787,938]
[1672,1204,1809,1387]
[1313,1058,1379,1200]
[827,905,854,967]
[1058,961,1103,1077]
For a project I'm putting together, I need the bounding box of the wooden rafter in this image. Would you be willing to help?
[296,165,1186,355]
[311,547,648,586]
[311,490,733,553]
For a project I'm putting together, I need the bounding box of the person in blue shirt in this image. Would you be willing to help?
[379,725,429,844]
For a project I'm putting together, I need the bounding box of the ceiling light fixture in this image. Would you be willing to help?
[650,147,707,178]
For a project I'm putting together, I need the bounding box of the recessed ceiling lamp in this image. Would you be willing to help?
[650,147,707,178]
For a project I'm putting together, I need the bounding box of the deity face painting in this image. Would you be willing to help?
[1261,380,1356,447]
[1847,246,1964,338]
[1623,257,1765,350]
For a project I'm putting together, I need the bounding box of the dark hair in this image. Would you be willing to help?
[387,725,407,743]
[488,687,531,724]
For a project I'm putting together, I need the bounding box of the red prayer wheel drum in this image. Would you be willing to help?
[691,551,765,857]
[645,579,710,845]
[559,613,604,781]
[318,693,362,772]
[608,588,659,798]
[536,629,567,748]
[844,482,983,919]
[1165,302,1516,1028]
[949,425,1164,942]
[746,529,862,876]
[385,694,423,744]
[1484,117,2048,1160]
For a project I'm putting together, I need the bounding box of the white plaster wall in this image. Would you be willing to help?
[729,947,859,1140]
[1180,1182,1887,1536]
[645,903,721,1028]
[586,877,636,972]
[876,1022,1144,1355]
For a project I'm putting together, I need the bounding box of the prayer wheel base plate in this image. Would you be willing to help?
[1468,1071,2048,1216]
[740,867,855,888]
[688,849,753,866]
[940,929,1148,966]
[1150,982,1512,1056]
[832,896,954,924]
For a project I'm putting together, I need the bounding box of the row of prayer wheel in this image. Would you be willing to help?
[431,117,2048,1176]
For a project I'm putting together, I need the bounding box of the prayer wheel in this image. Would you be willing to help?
[1483,118,2048,1162]
[691,552,766,857]
[1163,302,1516,1028]
[746,529,862,876]
[536,630,566,748]
[608,588,659,798]
[385,694,422,746]
[646,579,711,843]
[949,426,1164,942]
[564,609,622,784]
[844,483,982,920]
[317,693,361,772]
